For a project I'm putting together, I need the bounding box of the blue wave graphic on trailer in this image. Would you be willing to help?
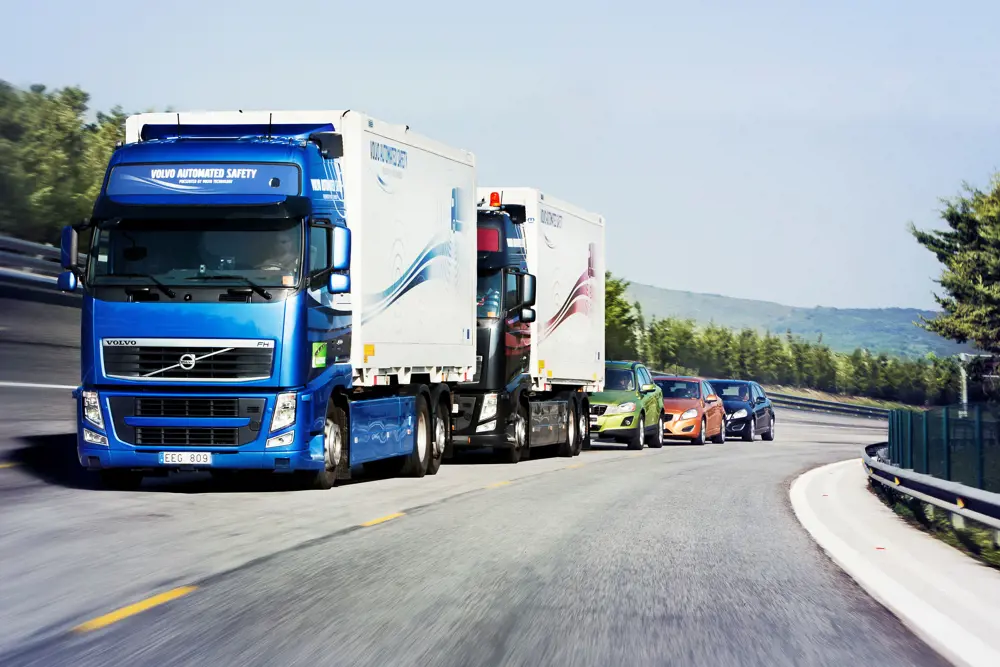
[361,232,456,325]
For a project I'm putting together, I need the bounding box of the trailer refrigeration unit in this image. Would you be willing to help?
[56,110,477,489]
[450,187,606,463]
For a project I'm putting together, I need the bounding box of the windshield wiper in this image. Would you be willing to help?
[112,273,177,298]
[186,275,272,300]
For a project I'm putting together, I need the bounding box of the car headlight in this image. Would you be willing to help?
[609,402,637,414]
[481,393,498,422]
[731,408,748,419]
[270,392,297,432]
[82,390,104,429]
[681,408,698,420]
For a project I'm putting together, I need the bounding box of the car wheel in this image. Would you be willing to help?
[693,418,706,446]
[649,413,664,448]
[628,413,645,450]
[762,414,775,441]
[712,417,726,443]
[743,418,755,442]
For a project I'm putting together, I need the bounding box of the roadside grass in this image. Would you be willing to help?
[868,479,1000,571]
[763,384,913,411]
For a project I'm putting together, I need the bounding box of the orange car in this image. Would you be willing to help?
[651,375,726,445]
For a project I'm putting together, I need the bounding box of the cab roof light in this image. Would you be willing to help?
[489,191,501,207]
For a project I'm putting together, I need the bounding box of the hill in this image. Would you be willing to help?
[625,281,977,358]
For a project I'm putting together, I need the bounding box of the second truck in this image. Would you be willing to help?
[450,187,606,463]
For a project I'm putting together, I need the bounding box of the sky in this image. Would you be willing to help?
[4,0,1000,311]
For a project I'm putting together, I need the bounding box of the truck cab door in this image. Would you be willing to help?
[503,271,530,386]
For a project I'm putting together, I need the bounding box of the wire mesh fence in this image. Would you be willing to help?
[888,403,1000,492]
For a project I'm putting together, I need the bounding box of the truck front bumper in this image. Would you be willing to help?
[450,391,514,450]
[74,387,327,472]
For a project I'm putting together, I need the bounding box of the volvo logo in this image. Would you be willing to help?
[104,339,137,346]
[178,353,197,371]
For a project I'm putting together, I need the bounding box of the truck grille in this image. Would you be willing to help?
[135,427,240,447]
[135,398,240,418]
[590,405,608,416]
[104,345,273,381]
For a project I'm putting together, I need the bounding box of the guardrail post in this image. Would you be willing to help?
[906,410,913,469]
[975,404,983,489]
[922,410,929,475]
[943,409,951,481]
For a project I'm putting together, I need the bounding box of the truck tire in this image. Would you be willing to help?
[99,470,143,491]
[400,394,431,477]
[557,400,576,458]
[300,402,348,490]
[628,413,645,450]
[573,398,586,456]
[427,398,448,476]
[579,401,592,451]
[497,402,527,464]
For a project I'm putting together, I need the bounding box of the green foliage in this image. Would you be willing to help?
[606,273,961,406]
[911,175,1000,354]
[0,80,128,244]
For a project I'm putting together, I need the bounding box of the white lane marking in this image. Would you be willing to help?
[0,381,77,390]
[790,459,1000,667]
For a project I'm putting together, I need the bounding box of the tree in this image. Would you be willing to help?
[911,175,1000,353]
[605,272,639,361]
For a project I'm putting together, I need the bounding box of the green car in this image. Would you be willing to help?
[589,360,665,450]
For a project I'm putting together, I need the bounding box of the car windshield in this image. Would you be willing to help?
[87,218,303,288]
[605,368,635,391]
[712,382,751,401]
[477,271,503,319]
[656,380,700,399]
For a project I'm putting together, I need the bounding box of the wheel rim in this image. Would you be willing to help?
[769,418,774,436]
[567,406,576,448]
[657,418,663,444]
[579,413,587,445]
[701,420,705,443]
[516,412,526,450]
[721,422,726,442]
[417,409,428,460]
[324,417,342,470]
[749,421,755,439]
[638,418,644,446]
[434,414,446,457]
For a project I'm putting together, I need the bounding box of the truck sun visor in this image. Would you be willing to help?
[477,228,501,252]
[106,163,302,197]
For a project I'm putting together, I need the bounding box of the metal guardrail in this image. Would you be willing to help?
[863,441,1000,531]
[0,235,87,276]
[767,392,890,419]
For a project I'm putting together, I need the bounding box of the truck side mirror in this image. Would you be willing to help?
[57,271,78,292]
[308,132,344,159]
[519,273,536,308]
[60,225,79,270]
[519,307,536,323]
[331,225,351,271]
[327,274,350,294]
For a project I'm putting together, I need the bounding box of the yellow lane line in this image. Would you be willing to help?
[73,586,198,633]
[485,480,512,489]
[566,463,585,469]
[0,462,17,469]
[360,512,405,527]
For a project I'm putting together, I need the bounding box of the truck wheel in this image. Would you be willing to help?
[498,402,527,464]
[301,403,347,490]
[427,400,448,476]
[648,413,664,448]
[574,401,587,455]
[628,413,645,450]
[99,470,143,491]
[557,400,576,457]
[401,394,431,477]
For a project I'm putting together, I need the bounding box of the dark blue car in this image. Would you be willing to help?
[706,379,775,442]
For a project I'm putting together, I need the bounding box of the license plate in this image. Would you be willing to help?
[159,451,213,466]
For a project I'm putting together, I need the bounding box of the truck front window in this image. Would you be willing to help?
[477,272,503,319]
[88,218,304,287]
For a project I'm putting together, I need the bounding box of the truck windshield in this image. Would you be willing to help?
[87,218,303,288]
[477,271,503,319]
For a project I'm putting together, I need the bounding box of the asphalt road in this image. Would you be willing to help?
[0,292,947,666]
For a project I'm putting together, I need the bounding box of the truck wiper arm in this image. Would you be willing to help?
[186,275,272,300]
[113,273,177,298]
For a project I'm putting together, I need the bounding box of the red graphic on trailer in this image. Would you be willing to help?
[540,243,596,343]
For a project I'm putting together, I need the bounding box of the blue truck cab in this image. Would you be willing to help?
[58,112,461,489]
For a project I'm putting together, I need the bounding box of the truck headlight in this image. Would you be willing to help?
[82,391,104,429]
[681,408,698,420]
[266,431,295,448]
[481,393,498,422]
[270,392,297,432]
[731,408,748,419]
[608,402,636,414]
[83,428,108,446]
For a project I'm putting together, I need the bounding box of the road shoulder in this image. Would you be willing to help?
[790,458,1000,667]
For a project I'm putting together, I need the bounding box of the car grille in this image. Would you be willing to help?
[135,427,240,447]
[104,345,273,380]
[590,405,608,416]
[135,398,240,418]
